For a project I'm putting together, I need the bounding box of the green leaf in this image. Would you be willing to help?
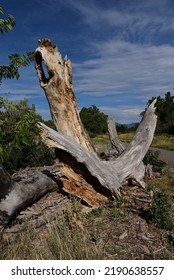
[22,136,31,146]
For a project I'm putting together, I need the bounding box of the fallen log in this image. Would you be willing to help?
[38,122,121,204]
[0,165,59,233]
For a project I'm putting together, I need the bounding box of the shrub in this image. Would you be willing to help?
[0,97,55,172]
[147,189,173,230]
[143,150,166,172]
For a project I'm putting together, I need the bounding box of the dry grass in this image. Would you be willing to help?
[0,209,104,260]
[91,134,111,153]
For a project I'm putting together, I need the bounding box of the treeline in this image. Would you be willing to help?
[80,92,174,136]
[145,92,174,135]
[80,105,108,137]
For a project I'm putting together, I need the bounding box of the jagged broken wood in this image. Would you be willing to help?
[38,122,121,202]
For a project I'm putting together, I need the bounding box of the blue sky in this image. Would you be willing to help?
[1,0,174,123]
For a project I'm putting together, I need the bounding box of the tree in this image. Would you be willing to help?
[144,92,174,134]
[0,5,34,84]
[0,5,15,33]
[80,105,108,136]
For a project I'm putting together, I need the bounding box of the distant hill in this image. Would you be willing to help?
[116,122,138,128]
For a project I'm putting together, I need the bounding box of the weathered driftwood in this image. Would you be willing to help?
[35,39,94,152]
[0,165,59,232]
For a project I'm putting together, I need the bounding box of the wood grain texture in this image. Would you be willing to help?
[35,39,94,152]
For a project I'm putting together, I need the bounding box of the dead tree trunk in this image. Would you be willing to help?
[35,39,94,152]
[106,117,147,187]
[34,38,157,199]
[110,99,157,186]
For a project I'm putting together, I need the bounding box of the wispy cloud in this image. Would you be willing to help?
[73,40,174,99]
[64,0,174,41]
[99,105,144,124]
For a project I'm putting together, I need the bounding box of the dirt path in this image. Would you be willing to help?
[151,148,174,167]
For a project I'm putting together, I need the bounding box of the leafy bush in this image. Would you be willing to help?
[147,189,173,230]
[143,150,166,172]
[0,97,55,172]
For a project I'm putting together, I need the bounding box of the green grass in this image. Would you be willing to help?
[151,134,174,151]
[92,132,174,151]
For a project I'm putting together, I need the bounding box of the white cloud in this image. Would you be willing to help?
[98,105,144,124]
[35,108,51,120]
[64,0,174,37]
[73,40,174,100]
